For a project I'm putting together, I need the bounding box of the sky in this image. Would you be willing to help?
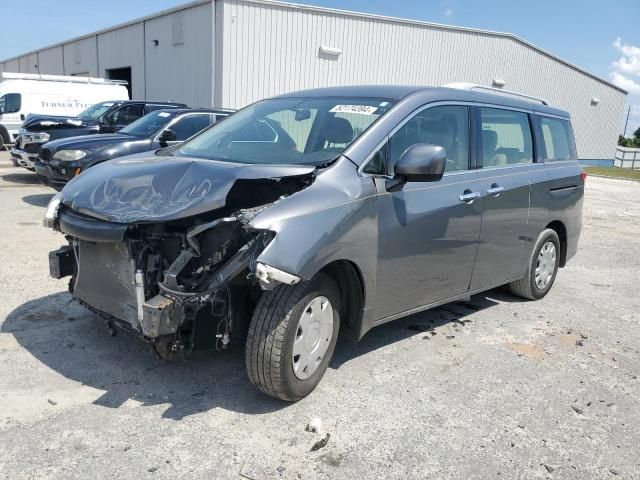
[1,0,638,134]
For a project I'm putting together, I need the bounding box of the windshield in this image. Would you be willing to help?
[175,97,393,165]
[77,102,116,121]
[120,110,174,137]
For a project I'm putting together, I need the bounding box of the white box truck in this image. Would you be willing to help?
[0,72,129,149]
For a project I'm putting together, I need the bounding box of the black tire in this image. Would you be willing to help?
[245,273,340,401]
[509,228,561,300]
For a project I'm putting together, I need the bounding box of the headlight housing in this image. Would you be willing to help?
[43,193,62,229]
[53,150,87,162]
[24,132,50,143]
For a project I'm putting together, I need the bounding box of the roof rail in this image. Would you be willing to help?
[443,82,548,105]
[0,72,128,86]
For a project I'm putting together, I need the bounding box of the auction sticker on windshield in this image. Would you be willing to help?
[329,105,378,115]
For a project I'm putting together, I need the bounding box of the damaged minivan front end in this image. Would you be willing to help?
[46,156,313,357]
[44,92,398,400]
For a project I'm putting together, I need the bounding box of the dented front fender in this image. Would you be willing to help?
[249,157,379,305]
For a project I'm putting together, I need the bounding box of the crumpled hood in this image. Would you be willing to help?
[60,155,316,223]
[23,114,93,131]
[44,133,136,152]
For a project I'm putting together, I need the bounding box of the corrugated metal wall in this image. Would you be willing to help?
[0,0,625,158]
[63,37,98,76]
[37,47,65,75]
[97,23,145,99]
[218,0,626,160]
[18,53,39,73]
[144,2,213,106]
[0,1,213,107]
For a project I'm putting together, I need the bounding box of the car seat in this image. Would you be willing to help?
[482,129,507,167]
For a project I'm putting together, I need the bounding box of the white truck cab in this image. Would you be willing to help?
[0,72,129,148]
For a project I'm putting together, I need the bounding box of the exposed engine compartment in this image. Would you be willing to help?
[49,172,314,358]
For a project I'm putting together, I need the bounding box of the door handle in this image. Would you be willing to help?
[459,190,481,204]
[486,183,504,197]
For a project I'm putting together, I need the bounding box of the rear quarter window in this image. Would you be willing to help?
[539,117,576,161]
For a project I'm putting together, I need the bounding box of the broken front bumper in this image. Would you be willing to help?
[10,147,37,169]
[47,207,284,340]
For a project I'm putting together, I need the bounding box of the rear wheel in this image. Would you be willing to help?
[245,273,340,401]
[509,228,560,300]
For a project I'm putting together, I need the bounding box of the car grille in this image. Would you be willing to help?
[24,142,41,154]
[39,148,53,163]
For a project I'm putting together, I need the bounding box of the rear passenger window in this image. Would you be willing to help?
[540,117,575,161]
[388,105,469,172]
[480,108,533,167]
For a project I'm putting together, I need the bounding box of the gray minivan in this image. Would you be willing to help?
[45,84,584,400]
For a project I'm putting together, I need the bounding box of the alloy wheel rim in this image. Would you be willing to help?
[292,295,334,380]
[535,241,557,290]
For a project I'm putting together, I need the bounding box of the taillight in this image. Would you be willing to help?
[581,170,587,185]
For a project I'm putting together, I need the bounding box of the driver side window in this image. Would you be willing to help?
[0,93,21,114]
[388,105,469,172]
[106,104,144,126]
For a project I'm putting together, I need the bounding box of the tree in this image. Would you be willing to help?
[618,129,640,148]
[619,135,629,147]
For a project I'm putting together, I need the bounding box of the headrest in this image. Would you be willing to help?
[424,119,455,149]
[482,129,498,152]
[325,117,354,144]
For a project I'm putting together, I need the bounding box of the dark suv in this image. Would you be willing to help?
[45,84,584,401]
[35,109,232,190]
[11,100,187,169]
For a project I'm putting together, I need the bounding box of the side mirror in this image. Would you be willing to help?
[394,144,446,182]
[159,129,177,147]
[99,116,115,131]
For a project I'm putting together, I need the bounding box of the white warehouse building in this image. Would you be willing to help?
[0,0,627,162]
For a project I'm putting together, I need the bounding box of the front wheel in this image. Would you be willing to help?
[245,273,340,401]
[509,228,561,300]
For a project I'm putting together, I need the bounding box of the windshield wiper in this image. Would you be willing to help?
[156,147,174,157]
[314,156,340,169]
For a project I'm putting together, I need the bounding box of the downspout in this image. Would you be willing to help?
[212,0,225,109]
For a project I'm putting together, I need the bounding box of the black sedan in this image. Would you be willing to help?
[35,109,231,190]
[12,100,187,169]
